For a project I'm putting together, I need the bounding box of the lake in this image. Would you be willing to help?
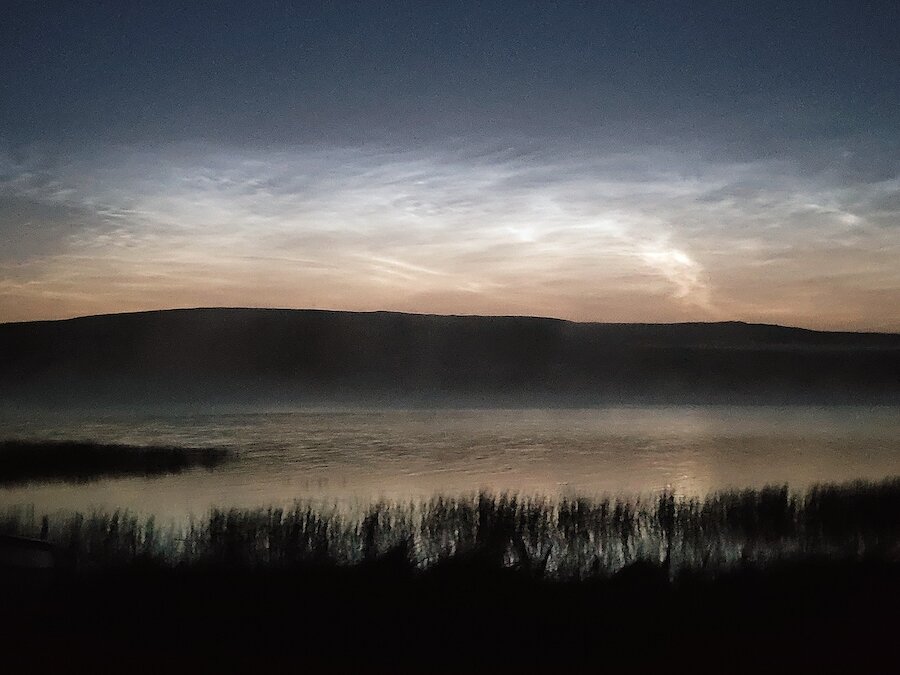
[1,405,898,519]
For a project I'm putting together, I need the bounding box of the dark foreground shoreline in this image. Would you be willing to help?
[2,557,897,672]
[2,479,898,672]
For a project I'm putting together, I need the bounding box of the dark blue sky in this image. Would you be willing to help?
[2,1,899,328]
[5,1,898,149]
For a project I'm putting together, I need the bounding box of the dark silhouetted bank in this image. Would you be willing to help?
[2,308,899,408]
[0,440,229,485]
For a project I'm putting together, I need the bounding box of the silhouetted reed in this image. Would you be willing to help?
[2,478,897,577]
[0,440,230,485]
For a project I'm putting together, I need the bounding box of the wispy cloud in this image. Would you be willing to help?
[0,139,898,329]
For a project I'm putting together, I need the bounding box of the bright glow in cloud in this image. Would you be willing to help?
[0,140,898,330]
[639,243,710,308]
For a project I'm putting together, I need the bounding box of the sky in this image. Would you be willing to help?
[2,1,899,330]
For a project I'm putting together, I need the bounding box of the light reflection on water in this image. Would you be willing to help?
[0,406,898,519]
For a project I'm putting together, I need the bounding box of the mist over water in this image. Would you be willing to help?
[2,405,897,520]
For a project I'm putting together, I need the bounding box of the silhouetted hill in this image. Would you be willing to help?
[1,308,899,408]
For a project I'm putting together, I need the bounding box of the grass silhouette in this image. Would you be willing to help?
[3,478,897,575]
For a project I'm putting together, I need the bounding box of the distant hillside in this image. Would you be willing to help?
[1,308,899,408]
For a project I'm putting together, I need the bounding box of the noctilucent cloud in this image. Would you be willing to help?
[2,1,899,330]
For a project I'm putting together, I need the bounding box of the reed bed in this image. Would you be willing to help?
[3,478,898,578]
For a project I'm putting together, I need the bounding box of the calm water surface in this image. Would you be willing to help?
[1,406,898,519]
